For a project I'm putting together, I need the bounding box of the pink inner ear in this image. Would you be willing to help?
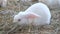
[26,13,40,19]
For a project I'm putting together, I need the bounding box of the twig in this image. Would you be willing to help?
[7,24,18,34]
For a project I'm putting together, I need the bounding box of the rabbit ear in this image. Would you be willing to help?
[25,13,41,19]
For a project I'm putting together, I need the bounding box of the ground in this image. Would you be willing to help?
[0,0,60,34]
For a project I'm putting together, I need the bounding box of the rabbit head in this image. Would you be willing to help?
[13,12,40,25]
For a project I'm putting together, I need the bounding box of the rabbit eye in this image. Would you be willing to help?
[18,19,21,21]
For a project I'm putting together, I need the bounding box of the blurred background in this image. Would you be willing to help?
[0,0,60,34]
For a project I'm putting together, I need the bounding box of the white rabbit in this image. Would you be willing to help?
[13,3,51,26]
[38,0,60,9]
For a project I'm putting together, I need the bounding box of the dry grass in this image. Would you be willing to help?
[0,0,60,34]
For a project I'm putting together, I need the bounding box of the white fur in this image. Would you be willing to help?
[13,3,51,26]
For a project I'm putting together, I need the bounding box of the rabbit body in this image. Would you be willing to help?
[24,3,51,26]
